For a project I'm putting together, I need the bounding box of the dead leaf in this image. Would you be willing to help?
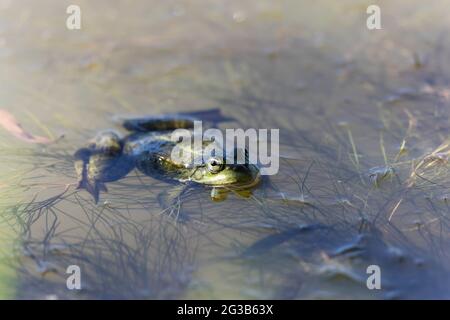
[0,109,52,144]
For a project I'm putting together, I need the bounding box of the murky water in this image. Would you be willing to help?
[1,0,450,299]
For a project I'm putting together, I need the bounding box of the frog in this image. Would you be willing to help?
[74,109,260,204]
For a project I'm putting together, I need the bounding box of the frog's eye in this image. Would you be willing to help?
[207,157,224,173]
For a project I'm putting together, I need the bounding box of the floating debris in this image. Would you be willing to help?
[275,192,313,206]
[422,152,449,168]
[334,197,357,208]
[368,166,395,187]
[330,240,365,258]
[0,109,52,144]
[35,260,58,276]
[317,263,365,285]
[384,88,420,104]
[232,11,247,23]
[242,224,327,257]
[437,194,450,204]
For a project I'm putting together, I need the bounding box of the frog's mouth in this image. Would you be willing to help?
[185,162,261,189]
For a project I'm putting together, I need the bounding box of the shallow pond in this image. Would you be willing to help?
[1,0,450,299]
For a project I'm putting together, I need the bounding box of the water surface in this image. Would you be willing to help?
[1,0,450,299]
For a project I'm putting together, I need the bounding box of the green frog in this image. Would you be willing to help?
[74,109,260,204]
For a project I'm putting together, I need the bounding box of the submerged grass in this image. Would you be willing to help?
[3,16,450,297]
[2,97,450,298]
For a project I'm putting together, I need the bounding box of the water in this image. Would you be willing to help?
[1,0,450,299]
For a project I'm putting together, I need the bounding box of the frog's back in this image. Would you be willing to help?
[123,131,175,157]
[119,108,232,161]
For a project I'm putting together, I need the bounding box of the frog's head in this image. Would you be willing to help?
[188,150,260,189]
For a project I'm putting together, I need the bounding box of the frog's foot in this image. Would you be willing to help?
[73,132,124,204]
[76,178,107,204]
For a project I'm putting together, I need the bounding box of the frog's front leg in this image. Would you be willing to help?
[210,187,228,202]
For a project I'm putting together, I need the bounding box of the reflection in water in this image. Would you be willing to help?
[1,0,450,299]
